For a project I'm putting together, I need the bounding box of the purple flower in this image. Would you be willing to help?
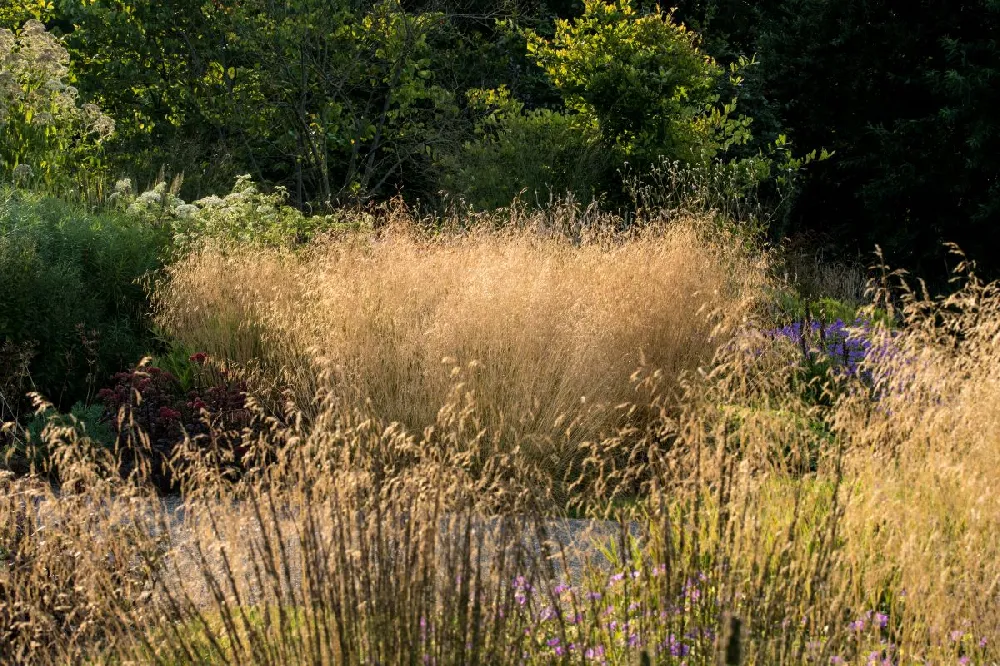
[661,634,690,657]
[547,637,560,648]
[585,645,605,659]
[874,612,889,628]
[628,633,641,648]
[951,630,965,642]
[765,317,884,379]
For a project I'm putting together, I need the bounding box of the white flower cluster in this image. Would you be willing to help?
[1,20,115,181]
[119,175,340,248]
[123,182,185,224]
[11,163,33,183]
[113,177,133,195]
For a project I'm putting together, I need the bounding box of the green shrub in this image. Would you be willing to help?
[523,1,752,170]
[440,87,613,211]
[443,2,769,212]
[0,187,167,413]
[115,175,361,250]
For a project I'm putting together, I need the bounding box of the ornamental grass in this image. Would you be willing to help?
[2,214,998,665]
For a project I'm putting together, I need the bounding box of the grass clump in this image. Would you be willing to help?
[154,207,768,494]
[1,358,853,666]
[2,208,1000,666]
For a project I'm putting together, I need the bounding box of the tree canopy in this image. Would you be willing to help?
[0,0,997,281]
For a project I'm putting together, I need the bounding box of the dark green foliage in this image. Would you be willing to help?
[443,1,767,210]
[630,0,1000,281]
[3,0,994,281]
[56,0,256,199]
[0,188,167,413]
[2,401,115,475]
[0,1,55,30]
[58,0,464,207]
[523,1,752,169]
[438,88,612,210]
[754,0,1000,281]
[50,0,778,215]
[0,20,116,196]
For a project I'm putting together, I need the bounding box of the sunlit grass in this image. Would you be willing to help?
[153,210,767,496]
[2,211,999,665]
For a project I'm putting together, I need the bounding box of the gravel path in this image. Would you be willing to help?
[21,494,640,608]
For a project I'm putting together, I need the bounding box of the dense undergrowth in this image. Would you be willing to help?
[1,7,998,663]
[1,187,998,665]
[0,187,167,418]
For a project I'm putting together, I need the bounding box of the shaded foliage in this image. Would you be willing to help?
[98,356,250,492]
[0,188,167,414]
[0,0,996,278]
[753,0,1000,281]
[0,20,114,192]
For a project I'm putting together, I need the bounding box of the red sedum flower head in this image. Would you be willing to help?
[158,406,182,421]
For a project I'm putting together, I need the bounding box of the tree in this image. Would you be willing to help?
[59,0,462,207]
[0,20,114,189]
[524,0,751,169]
[437,85,611,210]
[440,0,760,209]
[229,0,459,207]
[0,1,56,31]
[58,0,249,197]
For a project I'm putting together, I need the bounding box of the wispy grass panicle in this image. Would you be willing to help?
[4,210,1000,665]
[154,210,769,495]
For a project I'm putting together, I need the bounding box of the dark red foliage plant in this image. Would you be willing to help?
[97,354,251,492]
